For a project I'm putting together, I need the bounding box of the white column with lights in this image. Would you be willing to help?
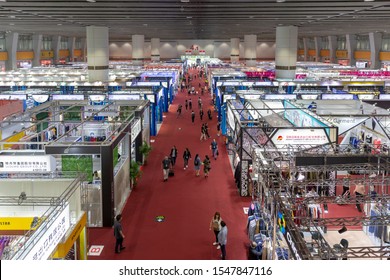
[314,36,320,62]
[328,35,337,63]
[303,37,308,62]
[52,35,61,64]
[68,37,76,62]
[346,34,356,67]
[275,25,298,80]
[369,32,381,69]
[244,35,257,66]
[86,26,109,82]
[5,32,18,70]
[151,38,160,62]
[32,34,42,67]
[132,34,145,65]
[230,38,240,63]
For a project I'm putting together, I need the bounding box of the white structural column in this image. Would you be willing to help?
[303,38,308,61]
[275,26,298,80]
[314,36,320,62]
[32,34,42,67]
[369,32,382,69]
[244,35,257,66]
[81,37,87,62]
[230,38,240,63]
[132,34,145,65]
[328,35,337,63]
[5,32,18,70]
[68,37,76,62]
[86,26,109,82]
[150,38,160,61]
[52,35,61,64]
[346,34,357,66]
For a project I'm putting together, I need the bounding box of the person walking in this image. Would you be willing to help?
[176,104,182,118]
[354,182,365,212]
[199,108,204,121]
[189,98,192,110]
[185,99,188,110]
[210,139,218,160]
[162,156,171,182]
[209,212,222,249]
[170,145,178,167]
[198,97,202,109]
[202,155,211,178]
[194,154,201,177]
[191,111,195,124]
[217,122,221,137]
[205,123,210,138]
[183,148,191,170]
[218,221,228,260]
[114,214,125,254]
[200,123,207,141]
[207,108,212,120]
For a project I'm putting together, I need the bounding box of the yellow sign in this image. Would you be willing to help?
[336,50,348,58]
[4,131,25,149]
[0,217,43,230]
[16,51,34,60]
[53,213,87,258]
[41,50,54,59]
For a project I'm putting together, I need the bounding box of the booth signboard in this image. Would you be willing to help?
[222,94,236,103]
[84,105,119,117]
[31,94,49,103]
[0,94,27,100]
[284,101,328,128]
[52,95,84,101]
[108,94,141,101]
[146,95,155,103]
[0,155,56,172]
[263,94,296,100]
[223,82,241,86]
[136,82,160,86]
[322,94,354,100]
[379,94,390,100]
[357,94,375,100]
[271,129,329,146]
[244,94,261,100]
[324,116,369,135]
[131,119,142,141]
[20,205,70,260]
[242,82,254,87]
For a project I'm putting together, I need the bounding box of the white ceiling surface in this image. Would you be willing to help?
[0,0,390,40]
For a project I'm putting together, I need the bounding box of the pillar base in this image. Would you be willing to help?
[151,55,160,62]
[245,58,256,67]
[133,58,144,66]
[230,54,239,63]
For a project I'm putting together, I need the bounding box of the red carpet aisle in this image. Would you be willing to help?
[88,68,251,260]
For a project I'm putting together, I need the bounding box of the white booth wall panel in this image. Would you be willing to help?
[257,42,276,59]
[144,42,151,59]
[114,157,130,215]
[239,42,245,58]
[0,206,48,217]
[109,42,132,59]
[0,179,73,197]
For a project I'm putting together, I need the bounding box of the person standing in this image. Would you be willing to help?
[210,139,218,160]
[194,154,201,177]
[218,221,228,260]
[354,182,365,212]
[209,212,222,249]
[185,99,188,110]
[170,146,178,167]
[217,122,221,137]
[207,108,212,120]
[114,214,125,254]
[162,156,171,182]
[189,98,192,110]
[205,123,210,138]
[191,111,195,124]
[203,155,211,178]
[198,97,202,109]
[183,148,191,170]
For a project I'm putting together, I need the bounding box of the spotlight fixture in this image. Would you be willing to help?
[338,225,347,234]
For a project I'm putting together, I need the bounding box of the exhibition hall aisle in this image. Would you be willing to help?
[88,68,251,260]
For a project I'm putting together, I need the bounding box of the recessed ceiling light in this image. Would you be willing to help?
[276,0,286,2]
[364,0,375,2]
[9,23,15,25]
[181,0,190,2]
[86,0,96,2]
[57,23,62,26]
[186,16,192,19]
[9,15,16,18]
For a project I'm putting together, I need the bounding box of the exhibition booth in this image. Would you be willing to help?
[0,99,150,227]
[0,173,87,260]
[225,98,337,197]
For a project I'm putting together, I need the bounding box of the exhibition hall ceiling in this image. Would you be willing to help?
[0,0,390,40]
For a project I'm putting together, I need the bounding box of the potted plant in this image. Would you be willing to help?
[139,140,152,165]
[130,160,142,188]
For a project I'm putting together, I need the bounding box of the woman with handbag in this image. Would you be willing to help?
[209,212,222,249]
